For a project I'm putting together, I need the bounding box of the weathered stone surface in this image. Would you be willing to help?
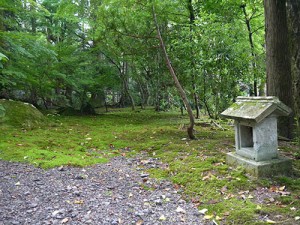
[221,96,292,124]
[226,152,292,178]
[222,96,293,177]
[235,117,278,161]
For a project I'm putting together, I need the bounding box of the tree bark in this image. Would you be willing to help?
[188,0,200,119]
[241,4,258,96]
[287,0,300,137]
[152,4,196,139]
[264,0,294,139]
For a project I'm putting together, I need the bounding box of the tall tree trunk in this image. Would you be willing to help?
[287,0,300,140]
[264,0,294,139]
[187,0,200,119]
[152,4,196,139]
[121,62,135,111]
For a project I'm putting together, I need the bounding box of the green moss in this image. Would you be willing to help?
[1,107,300,224]
[0,99,46,129]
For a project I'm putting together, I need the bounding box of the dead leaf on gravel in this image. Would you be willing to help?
[268,197,275,203]
[279,186,285,191]
[279,191,291,196]
[159,215,166,221]
[74,200,84,204]
[175,206,186,214]
[136,219,144,225]
[269,186,290,196]
[61,218,69,224]
[248,194,254,199]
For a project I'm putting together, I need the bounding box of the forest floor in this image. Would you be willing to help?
[1,108,300,224]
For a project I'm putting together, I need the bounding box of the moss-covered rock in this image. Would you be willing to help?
[0,99,46,128]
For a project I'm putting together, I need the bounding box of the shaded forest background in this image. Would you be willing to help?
[0,0,299,139]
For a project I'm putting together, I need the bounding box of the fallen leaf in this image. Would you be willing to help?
[269,186,278,192]
[159,215,166,221]
[223,211,230,216]
[279,186,285,191]
[269,198,275,203]
[266,219,276,224]
[175,206,186,214]
[61,218,69,224]
[224,194,235,200]
[204,215,214,220]
[198,208,208,215]
[248,194,254,199]
[136,219,144,225]
[216,216,223,221]
[220,186,227,194]
[207,199,219,204]
[141,160,150,164]
[74,200,84,204]
[279,191,291,196]
[256,205,262,210]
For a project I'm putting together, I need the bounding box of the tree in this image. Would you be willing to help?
[264,0,294,139]
[287,0,300,140]
[152,3,195,139]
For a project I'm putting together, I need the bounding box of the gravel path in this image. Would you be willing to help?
[0,156,206,225]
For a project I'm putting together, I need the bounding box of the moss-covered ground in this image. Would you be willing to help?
[1,107,299,224]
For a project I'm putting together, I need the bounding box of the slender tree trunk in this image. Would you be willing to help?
[152,4,195,139]
[187,0,200,119]
[241,4,258,96]
[121,62,135,111]
[264,0,294,139]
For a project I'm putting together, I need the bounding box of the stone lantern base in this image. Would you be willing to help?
[227,152,292,178]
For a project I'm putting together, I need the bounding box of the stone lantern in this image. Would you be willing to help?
[221,96,292,177]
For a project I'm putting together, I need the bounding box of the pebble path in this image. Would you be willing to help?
[0,156,207,225]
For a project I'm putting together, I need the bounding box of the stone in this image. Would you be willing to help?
[221,96,293,177]
[227,152,292,178]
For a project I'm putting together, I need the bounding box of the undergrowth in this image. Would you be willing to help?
[1,107,299,224]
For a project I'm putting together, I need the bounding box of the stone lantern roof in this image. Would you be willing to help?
[221,96,292,123]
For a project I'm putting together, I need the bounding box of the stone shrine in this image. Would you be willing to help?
[221,96,293,177]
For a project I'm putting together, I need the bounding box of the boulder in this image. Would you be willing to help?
[0,99,46,128]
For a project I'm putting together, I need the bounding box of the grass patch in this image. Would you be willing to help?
[1,107,300,224]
